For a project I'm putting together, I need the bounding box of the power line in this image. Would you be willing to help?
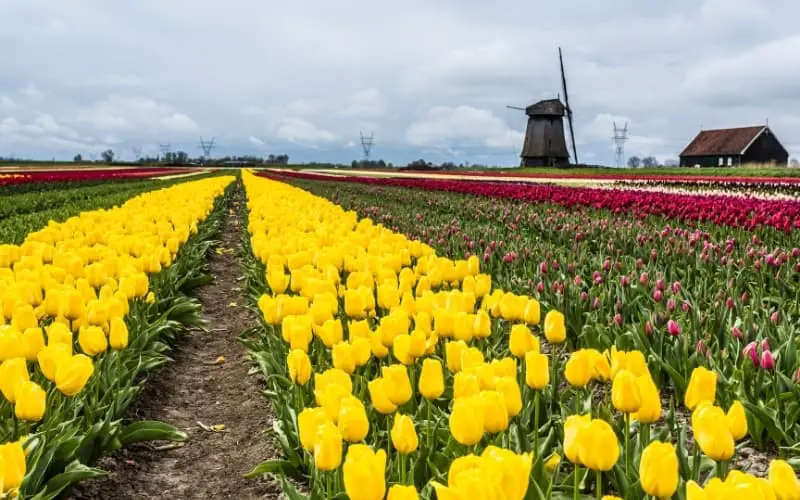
[612,121,629,168]
[360,132,374,163]
[198,136,216,160]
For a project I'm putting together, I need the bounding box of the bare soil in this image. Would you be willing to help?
[69,186,282,500]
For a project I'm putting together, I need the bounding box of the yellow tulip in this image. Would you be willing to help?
[509,324,538,358]
[78,326,107,357]
[332,341,356,374]
[480,446,534,500]
[685,480,707,500]
[287,349,312,385]
[14,380,46,421]
[393,334,413,365]
[726,400,748,441]
[387,484,418,500]
[446,340,467,373]
[460,347,484,372]
[563,414,591,464]
[449,394,484,446]
[769,459,800,500]
[473,310,491,338]
[544,309,566,344]
[495,377,522,418]
[480,390,509,433]
[314,421,343,471]
[523,299,540,325]
[544,453,561,472]
[37,343,72,382]
[351,336,371,367]
[611,369,642,414]
[639,441,678,497]
[109,317,129,350]
[418,358,444,400]
[55,354,94,396]
[453,371,480,399]
[577,418,619,471]
[298,406,329,451]
[564,349,592,388]
[0,357,29,403]
[587,348,611,382]
[21,327,45,361]
[0,440,26,492]
[63,289,86,321]
[692,404,734,462]
[632,372,661,424]
[381,364,412,406]
[338,395,370,443]
[684,366,717,410]
[11,305,38,331]
[343,444,387,500]
[367,377,398,415]
[46,322,72,346]
[391,414,418,454]
[525,351,549,390]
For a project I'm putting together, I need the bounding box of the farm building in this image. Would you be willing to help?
[678,125,789,167]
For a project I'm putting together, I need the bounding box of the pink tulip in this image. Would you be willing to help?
[536,282,544,294]
[740,292,749,303]
[614,314,623,326]
[672,281,681,294]
[592,297,601,309]
[760,338,771,352]
[573,275,582,286]
[731,326,743,339]
[682,300,691,312]
[653,289,663,302]
[667,320,681,336]
[580,291,588,302]
[696,340,707,356]
[667,298,676,312]
[645,321,653,336]
[760,350,776,371]
[620,276,630,287]
[639,272,648,285]
[743,342,759,367]
[656,279,665,291]
[771,311,780,324]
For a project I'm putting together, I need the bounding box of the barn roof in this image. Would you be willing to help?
[680,126,766,157]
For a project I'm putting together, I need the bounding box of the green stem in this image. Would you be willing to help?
[692,442,700,481]
[551,347,559,414]
[326,470,333,498]
[716,460,727,479]
[400,453,407,484]
[534,390,540,455]
[596,470,602,500]
[624,412,631,478]
[573,464,580,500]
[427,399,433,451]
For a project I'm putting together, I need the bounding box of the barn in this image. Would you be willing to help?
[678,125,789,167]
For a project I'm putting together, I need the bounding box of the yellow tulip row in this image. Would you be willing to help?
[0,175,234,495]
[242,170,800,499]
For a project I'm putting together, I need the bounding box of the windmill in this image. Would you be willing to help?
[507,47,578,167]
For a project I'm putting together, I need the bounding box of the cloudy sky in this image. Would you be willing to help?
[2,0,800,166]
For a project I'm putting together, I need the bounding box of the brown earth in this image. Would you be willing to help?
[69,186,282,500]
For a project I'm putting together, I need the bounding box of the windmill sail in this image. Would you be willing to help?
[559,47,578,165]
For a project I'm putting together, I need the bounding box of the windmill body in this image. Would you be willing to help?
[508,47,578,168]
[520,98,569,167]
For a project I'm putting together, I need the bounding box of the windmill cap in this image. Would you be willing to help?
[526,99,565,116]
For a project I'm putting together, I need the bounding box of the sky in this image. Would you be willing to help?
[2,0,800,167]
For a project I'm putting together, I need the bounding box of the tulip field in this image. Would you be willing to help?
[238,168,800,500]
[3,165,800,499]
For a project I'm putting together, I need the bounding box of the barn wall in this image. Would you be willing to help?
[742,130,789,165]
[679,155,740,167]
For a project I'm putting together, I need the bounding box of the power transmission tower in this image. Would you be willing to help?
[159,143,171,162]
[198,137,216,164]
[360,132,374,164]
[612,122,629,168]
[132,146,142,162]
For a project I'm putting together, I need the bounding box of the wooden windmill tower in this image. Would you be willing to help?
[507,47,578,167]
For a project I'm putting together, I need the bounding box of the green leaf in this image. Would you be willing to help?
[29,462,107,500]
[244,459,301,479]
[118,420,189,446]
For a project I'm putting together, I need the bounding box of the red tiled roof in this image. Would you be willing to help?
[680,126,765,157]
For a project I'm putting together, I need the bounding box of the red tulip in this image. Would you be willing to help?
[760,350,775,371]
[667,320,681,336]
[743,342,758,367]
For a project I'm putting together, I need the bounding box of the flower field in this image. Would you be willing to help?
[0,174,234,498]
[238,169,800,499]
[0,167,196,187]
[3,166,800,499]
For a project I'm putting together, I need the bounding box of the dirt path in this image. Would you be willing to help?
[70,185,281,500]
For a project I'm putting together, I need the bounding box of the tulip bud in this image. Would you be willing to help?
[743,342,759,367]
[620,276,630,287]
[338,395,370,443]
[672,281,681,294]
[667,298,676,312]
[768,459,800,499]
[614,313,623,326]
[387,485,418,500]
[449,394,483,445]
[731,326,743,339]
[760,338,771,352]
[418,358,444,400]
[771,311,780,324]
[0,441,26,491]
[55,354,94,396]
[653,289,662,302]
[14,380,46,421]
[667,320,681,336]
[761,350,775,371]
[314,421,343,471]
[639,441,679,497]
[536,281,544,294]
[645,321,653,336]
[682,300,691,313]
[592,297,601,309]
[639,272,648,285]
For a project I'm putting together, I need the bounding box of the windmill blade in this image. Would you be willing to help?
[506,105,526,111]
[559,47,579,164]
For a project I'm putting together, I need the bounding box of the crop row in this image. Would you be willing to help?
[0,167,195,187]
[239,171,800,499]
[0,175,234,498]
[270,170,800,233]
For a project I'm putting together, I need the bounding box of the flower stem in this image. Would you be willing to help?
[624,412,631,478]
[573,464,580,500]
[596,470,602,500]
[534,390,540,455]
[427,399,433,451]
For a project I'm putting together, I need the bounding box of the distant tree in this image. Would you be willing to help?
[663,159,679,167]
[101,149,115,163]
[73,154,82,162]
[790,158,799,168]
[642,156,659,167]
[627,156,641,168]
[174,151,189,165]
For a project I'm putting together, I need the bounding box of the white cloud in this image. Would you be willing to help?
[276,118,337,144]
[76,95,197,135]
[337,88,386,118]
[248,135,264,146]
[406,105,523,148]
